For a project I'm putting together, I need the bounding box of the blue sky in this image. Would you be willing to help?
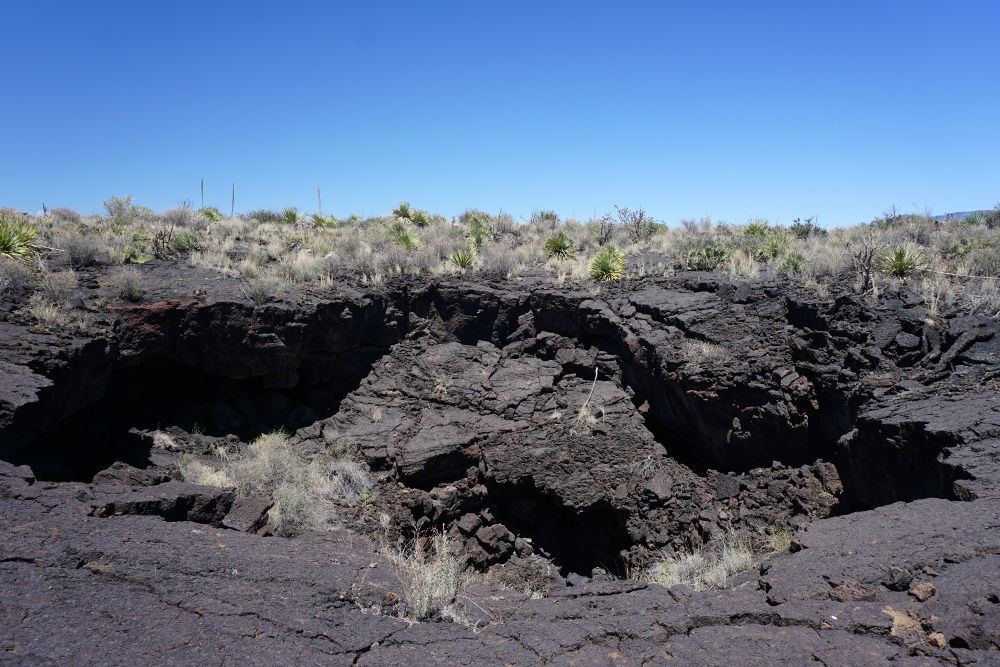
[2,1,997,226]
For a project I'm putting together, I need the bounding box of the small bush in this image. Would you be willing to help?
[171,231,202,252]
[0,259,35,294]
[0,217,40,260]
[478,245,522,277]
[742,219,771,237]
[876,244,925,278]
[243,273,283,305]
[247,209,283,223]
[57,231,103,268]
[685,242,731,270]
[389,533,468,619]
[789,217,826,239]
[23,294,63,326]
[50,207,83,225]
[589,245,626,281]
[543,232,575,260]
[199,207,224,222]
[280,207,300,224]
[113,266,144,301]
[103,195,140,224]
[37,270,78,304]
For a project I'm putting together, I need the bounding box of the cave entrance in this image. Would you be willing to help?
[8,347,388,482]
[484,479,632,578]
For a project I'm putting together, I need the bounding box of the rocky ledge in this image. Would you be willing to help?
[1,270,998,664]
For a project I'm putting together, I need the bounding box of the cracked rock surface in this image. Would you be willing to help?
[1,272,999,664]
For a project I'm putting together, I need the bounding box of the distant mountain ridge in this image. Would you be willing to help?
[934,210,990,221]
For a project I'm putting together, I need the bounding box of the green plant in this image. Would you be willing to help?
[753,230,792,260]
[961,212,987,226]
[0,217,40,260]
[392,202,413,220]
[589,245,626,281]
[113,244,153,265]
[543,232,575,260]
[247,209,283,223]
[281,207,300,224]
[450,247,475,269]
[465,215,495,249]
[172,231,202,252]
[311,214,337,228]
[199,207,224,222]
[390,221,422,250]
[103,195,137,224]
[685,242,731,270]
[876,244,925,278]
[778,252,807,275]
[789,217,826,239]
[743,219,771,237]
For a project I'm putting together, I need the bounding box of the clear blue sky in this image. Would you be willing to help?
[2,1,998,226]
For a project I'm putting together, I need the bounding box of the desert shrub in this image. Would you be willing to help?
[37,270,77,304]
[57,231,103,268]
[778,252,807,275]
[23,294,64,326]
[789,217,826,239]
[643,532,754,590]
[103,195,148,225]
[607,206,656,243]
[171,231,202,252]
[543,232,575,260]
[311,214,337,228]
[50,207,83,225]
[181,431,374,535]
[876,244,925,278]
[478,245,522,277]
[529,210,560,233]
[242,273,283,305]
[685,242,731,270]
[113,266,144,301]
[967,245,1000,276]
[199,207,224,222]
[726,249,760,279]
[247,209,283,223]
[589,245,626,281]
[0,217,40,260]
[0,259,35,293]
[162,207,193,228]
[389,533,468,619]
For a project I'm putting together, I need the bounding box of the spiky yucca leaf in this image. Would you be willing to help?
[589,245,625,281]
[543,232,576,260]
[0,217,40,260]
[876,244,924,278]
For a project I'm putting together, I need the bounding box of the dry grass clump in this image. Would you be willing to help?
[388,533,469,619]
[181,431,374,535]
[37,269,78,304]
[113,266,144,301]
[56,230,104,268]
[640,532,755,590]
[680,339,730,364]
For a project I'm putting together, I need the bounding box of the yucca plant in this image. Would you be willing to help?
[390,221,421,250]
[778,252,806,275]
[743,219,771,237]
[311,214,337,228]
[876,244,925,278]
[281,207,300,224]
[409,209,433,227]
[589,245,625,281]
[466,217,495,249]
[543,232,576,260]
[450,247,475,269]
[392,202,413,220]
[0,217,40,260]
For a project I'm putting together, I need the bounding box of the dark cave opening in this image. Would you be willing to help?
[8,347,388,482]
[484,478,632,578]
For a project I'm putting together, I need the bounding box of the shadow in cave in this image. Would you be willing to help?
[8,348,388,482]
[484,478,632,578]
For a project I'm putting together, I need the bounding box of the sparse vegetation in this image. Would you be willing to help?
[388,532,468,619]
[180,431,373,536]
[113,266,144,301]
[641,532,755,590]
